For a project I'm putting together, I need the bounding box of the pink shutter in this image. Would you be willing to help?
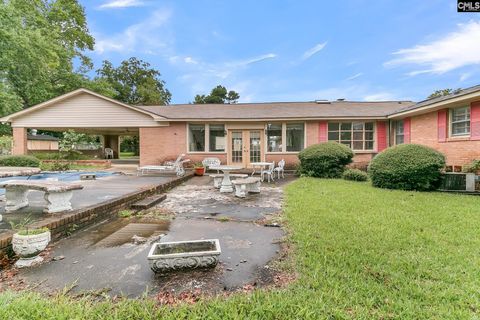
[437,109,447,142]
[403,117,411,143]
[376,121,387,152]
[470,102,480,140]
[318,121,327,142]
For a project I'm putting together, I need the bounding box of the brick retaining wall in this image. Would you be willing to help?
[0,173,192,254]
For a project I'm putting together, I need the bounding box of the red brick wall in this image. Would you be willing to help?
[410,105,480,166]
[140,121,377,168]
[12,127,28,155]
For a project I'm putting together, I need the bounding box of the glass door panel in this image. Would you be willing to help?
[231,131,243,164]
[249,131,261,163]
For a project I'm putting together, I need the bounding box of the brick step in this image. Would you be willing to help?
[131,194,167,210]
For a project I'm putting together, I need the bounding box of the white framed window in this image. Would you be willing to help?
[286,123,305,152]
[395,120,404,145]
[209,124,226,152]
[328,121,374,151]
[265,122,305,153]
[188,124,226,152]
[450,106,470,136]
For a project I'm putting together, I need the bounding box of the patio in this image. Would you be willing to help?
[3,174,293,297]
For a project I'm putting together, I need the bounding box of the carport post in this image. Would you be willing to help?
[12,127,28,155]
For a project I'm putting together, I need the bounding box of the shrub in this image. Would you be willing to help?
[298,142,354,178]
[342,168,368,182]
[368,144,445,191]
[0,155,40,167]
[463,159,480,173]
[40,161,71,171]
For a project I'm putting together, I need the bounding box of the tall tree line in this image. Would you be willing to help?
[0,0,171,134]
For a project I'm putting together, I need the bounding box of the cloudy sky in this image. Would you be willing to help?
[81,0,480,104]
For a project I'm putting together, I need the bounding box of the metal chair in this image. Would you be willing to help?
[202,157,221,173]
[261,161,275,183]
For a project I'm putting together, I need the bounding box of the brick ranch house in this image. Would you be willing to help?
[1,86,480,169]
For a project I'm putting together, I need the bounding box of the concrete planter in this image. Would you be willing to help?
[148,239,221,273]
[12,230,51,268]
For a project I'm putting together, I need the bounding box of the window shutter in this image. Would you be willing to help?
[470,102,480,140]
[403,117,411,143]
[437,109,447,142]
[376,121,387,152]
[318,121,327,142]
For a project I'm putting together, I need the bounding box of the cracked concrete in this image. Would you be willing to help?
[12,174,293,298]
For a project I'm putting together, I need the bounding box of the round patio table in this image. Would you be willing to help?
[250,162,274,177]
[209,165,244,193]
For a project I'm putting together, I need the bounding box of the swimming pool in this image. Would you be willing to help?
[0,171,115,195]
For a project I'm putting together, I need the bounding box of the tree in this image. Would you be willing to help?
[194,85,240,104]
[428,88,461,99]
[96,58,171,105]
[0,0,112,134]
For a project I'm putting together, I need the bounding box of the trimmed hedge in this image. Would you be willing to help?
[298,142,354,178]
[368,144,445,191]
[342,168,368,182]
[0,155,40,167]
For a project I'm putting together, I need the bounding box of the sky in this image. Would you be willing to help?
[80,0,480,104]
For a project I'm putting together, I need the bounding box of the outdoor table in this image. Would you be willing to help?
[209,165,244,193]
[250,162,274,176]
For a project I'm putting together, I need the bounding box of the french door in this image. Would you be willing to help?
[228,130,264,167]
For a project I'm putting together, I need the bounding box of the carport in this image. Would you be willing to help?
[1,89,168,160]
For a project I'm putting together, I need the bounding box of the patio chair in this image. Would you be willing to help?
[137,154,190,177]
[261,161,275,183]
[104,148,114,159]
[274,159,285,179]
[202,157,221,173]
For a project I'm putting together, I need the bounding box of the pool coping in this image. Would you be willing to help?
[0,172,193,255]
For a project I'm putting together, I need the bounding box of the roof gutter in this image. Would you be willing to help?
[387,90,480,119]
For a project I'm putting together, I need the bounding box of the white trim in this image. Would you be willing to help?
[448,105,471,138]
[186,123,227,153]
[264,121,307,154]
[388,90,480,119]
[326,120,376,152]
[0,88,166,123]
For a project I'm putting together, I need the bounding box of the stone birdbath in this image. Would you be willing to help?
[209,165,244,192]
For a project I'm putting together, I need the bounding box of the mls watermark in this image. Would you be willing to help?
[458,1,480,12]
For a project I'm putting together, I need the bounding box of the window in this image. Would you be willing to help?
[266,123,306,152]
[450,106,470,136]
[188,124,205,152]
[286,123,304,152]
[209,124,225,152]
[328,122,374,150]
[266,123,282,152]
[395,120,404,145]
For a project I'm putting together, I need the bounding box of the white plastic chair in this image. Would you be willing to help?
[261,161,275,183]
[104,148,114,159]
[274,159,285,179]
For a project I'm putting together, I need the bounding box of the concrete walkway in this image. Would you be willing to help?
[12,174,292,298]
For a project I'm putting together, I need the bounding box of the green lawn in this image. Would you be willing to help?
[1,178,479,319]
[119,151,137,159]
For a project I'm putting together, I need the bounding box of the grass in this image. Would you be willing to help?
[1,178,479,319]
[120,151,137,159]
[118,209,134,218]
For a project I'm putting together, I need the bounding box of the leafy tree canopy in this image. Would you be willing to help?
[96,57,172,105]
[194,85,240,104]
[0,0,116,134]
[428,88,461,99]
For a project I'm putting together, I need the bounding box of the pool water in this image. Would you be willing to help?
[0,171,115,195]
